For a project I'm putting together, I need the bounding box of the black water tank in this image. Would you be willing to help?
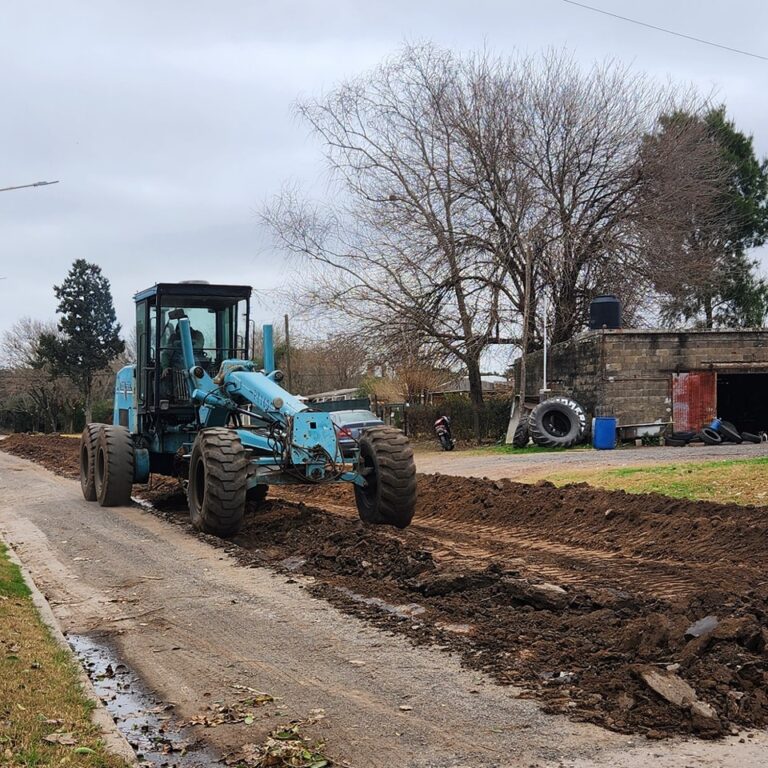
[589,295,621,330]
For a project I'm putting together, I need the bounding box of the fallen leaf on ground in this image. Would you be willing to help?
[223,719,333,767]
[186,696,273,727]
[44,732,77,745]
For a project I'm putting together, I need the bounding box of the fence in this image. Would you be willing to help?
[377,395,512,442]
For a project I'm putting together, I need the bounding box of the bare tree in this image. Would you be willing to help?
[287,333,368,395]
[0,318,82,432]
[264,45,722,430]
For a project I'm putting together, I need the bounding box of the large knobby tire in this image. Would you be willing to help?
[742,431,761,444]
[79,423,102,501]
[512,418,530,448]
[188,428,248,537]
[95,425,135,507]
[354,426,416,529]
[529,397,586,449]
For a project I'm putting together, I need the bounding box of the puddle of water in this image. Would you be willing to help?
[335,586,425,617]
[68,634,218,768]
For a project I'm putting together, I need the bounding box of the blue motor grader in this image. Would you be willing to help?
[79,281,416,536]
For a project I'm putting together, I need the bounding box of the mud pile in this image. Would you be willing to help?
[1,433,80,478]
[3,434,767,739]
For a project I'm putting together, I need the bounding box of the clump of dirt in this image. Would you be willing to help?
[3,433,768,739]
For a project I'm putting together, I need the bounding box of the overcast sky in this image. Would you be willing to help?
[2,0,767,349]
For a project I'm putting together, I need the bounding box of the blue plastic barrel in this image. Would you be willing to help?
[709,417,721,431]
[593,417,618,450]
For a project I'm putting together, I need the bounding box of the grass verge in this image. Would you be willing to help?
[546,456,768,506]
[0,542,130,768]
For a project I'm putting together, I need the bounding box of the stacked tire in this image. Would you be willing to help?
[713,419,762,444]
[528,397,587,449]
[667,419,764,447]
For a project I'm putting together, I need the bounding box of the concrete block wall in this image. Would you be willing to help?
[513,329,768,426]
[516,333,602,412]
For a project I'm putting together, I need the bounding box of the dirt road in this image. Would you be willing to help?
[415,442,768,480]
[1,447,767,766]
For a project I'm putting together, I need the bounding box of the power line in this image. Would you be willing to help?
[562,0,768,61]
[0,180,60,193]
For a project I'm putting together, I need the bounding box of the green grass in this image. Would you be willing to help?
[0,544,31,599]
[547,456,768,505]
[0,542,130,768]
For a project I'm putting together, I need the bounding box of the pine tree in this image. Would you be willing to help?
[38,260,124,423]
[659,107,768,328]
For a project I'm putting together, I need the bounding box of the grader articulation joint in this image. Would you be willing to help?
[79,282,416,536]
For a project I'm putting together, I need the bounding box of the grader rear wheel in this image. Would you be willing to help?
[79,423,102,501]
[354,426,416,529]
[187,428,248,537]
[95,425,135,507]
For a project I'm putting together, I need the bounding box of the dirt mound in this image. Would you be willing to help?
[3,434,767,739]
[1,433,80,478]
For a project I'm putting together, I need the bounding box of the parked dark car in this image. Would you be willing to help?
[330,409,384,458]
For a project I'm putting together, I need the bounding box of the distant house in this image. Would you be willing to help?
[305,387,361,403]
[304,387,371,413]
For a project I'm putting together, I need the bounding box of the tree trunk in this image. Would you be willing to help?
[84,383,93,425]
[704,295,714,329]
[466,356,484,443]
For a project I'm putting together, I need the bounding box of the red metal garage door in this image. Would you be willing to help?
[672,372,716,432]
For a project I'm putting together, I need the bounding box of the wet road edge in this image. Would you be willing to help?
[2,536,138,765]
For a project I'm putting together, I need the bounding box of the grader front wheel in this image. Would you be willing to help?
[95,425,135,507]
[354,426,416,529]
[79,423,102,501]
[187,429,248,537]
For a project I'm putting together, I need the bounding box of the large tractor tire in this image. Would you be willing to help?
[79,423,102,501]
[95,425,135,507]
[187,428,248,537]
[529,397,586,449]
[354,426,416,529]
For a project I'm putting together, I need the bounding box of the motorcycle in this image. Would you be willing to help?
[434,415,455,451]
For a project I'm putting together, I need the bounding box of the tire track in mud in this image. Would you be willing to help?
[3,434,768,740]
[272,486,760,602]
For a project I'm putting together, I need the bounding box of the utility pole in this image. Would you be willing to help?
[505,236,540,444]
[284,314,293,392]
[0,180,59,193]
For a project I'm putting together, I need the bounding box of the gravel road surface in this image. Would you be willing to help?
[1,451,766,767]
[415,442,768,480]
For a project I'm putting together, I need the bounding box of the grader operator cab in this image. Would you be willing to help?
[79,281,416,536]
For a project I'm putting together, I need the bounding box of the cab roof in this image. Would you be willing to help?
[133,282,252,303]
